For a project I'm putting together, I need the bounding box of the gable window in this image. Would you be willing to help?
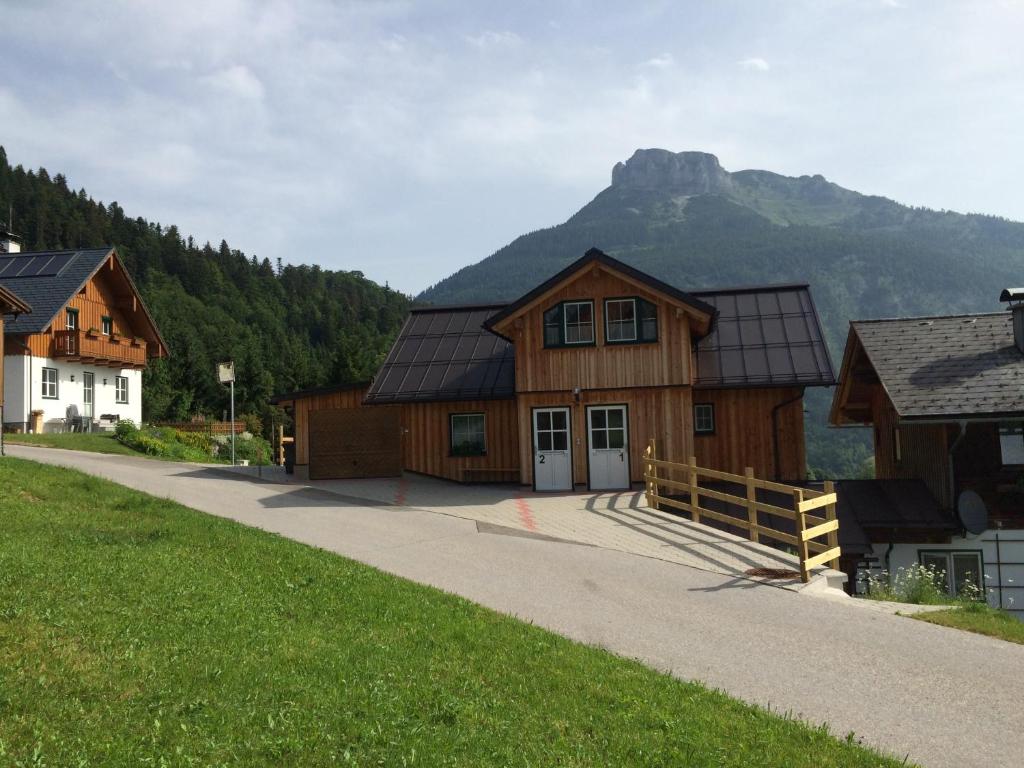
[604,297,659,344]
[563,301,594,344]
[450,413,485,456]
[41,367,59,399]
[115,375,129,404]
[101,316,113,336]
[694,403,715,434]
[65,308,79,330]
[919,550,983,598]
[605,299,637,342]
[999,422,1024,466]
[543,301,595,347]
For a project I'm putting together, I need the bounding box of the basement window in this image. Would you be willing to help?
[694,403,715,435]
[999,422,1024,466]
[919,550,983,598]
[450,413,486,457]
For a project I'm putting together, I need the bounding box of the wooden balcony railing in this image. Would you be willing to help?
[53,330,148,368]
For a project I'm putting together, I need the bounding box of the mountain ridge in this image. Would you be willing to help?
[419,148,1024,477]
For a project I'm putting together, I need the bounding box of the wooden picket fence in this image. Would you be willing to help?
[642,439,840,583]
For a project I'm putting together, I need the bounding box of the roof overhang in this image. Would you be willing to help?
[269,380,371,406]
[828,325,874,426]
[484,248,717,340]
[0,284,31,316]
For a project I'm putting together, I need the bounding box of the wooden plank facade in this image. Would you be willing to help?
[275,250,831,487]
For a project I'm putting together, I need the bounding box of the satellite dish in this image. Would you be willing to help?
[957,490,988,536]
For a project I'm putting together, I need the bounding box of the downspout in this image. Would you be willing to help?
[771,389,804,482]
[947,420,968,512]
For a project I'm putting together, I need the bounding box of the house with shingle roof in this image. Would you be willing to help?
[273,248,835,490]
[0,228,167,433]
[830,291,1024,616]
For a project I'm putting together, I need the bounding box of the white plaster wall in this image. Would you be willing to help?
[3,357,142,431]
[869,532,1024,619]
[2,355,28,424]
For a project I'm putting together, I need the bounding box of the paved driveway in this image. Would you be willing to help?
[8,445,1024,768]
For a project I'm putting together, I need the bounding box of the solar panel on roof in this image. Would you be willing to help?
[0,252,76,278]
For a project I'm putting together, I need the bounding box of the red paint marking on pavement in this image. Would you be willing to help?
[514,493,538,532]
[394,478,409,506]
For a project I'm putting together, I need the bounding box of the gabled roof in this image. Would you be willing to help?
[0,247,168,355]
[692,284,835,388]
[364,304,515,404]
[832,312,1024,422]
[484,248,717,338]
[0,283,31,315]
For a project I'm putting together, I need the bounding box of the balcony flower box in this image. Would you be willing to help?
[85,327,101,338]
[132,336,145,347]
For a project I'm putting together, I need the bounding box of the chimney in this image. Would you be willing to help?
[0,222,21,254]
[999,287,1024,353]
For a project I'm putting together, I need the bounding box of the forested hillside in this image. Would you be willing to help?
[0,147,410,429]
[422,150,1024,478]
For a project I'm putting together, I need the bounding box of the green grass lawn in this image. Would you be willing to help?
[4,430,143,456]
[913,604,1024,645]
[0,457,907,767]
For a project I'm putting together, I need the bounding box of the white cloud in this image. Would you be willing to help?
[642,53,674,69]
[737,57,770,72]
[466,30,522,50]
[201,64,265,101]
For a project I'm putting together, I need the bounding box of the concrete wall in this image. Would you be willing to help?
[2,356,142,430]
[866,531,1024,620]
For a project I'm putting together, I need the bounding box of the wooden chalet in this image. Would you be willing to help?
[274,249,835,490]
[830,290,1024,612]
[1,243,168,433]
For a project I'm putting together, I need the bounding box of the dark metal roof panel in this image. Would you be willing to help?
[365,305,515,403]
[853,313,1024,419]
[693,284,835,388]
[0,248,113,333]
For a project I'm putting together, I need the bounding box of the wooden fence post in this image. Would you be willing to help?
[794,488,809,583]
[745,467,758,543]
[824,479,840,570]
[688,455,700,524]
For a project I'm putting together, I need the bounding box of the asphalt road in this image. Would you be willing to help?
[9,445,1023,768]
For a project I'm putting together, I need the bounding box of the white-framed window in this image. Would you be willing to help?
[41,367,59,399]
[101,316,113,335]
[115,375,129,404]
[999,422,1024,466]
[919,550,983,598]
[450,413,485,456]
[694,403,715,434]
[605,298,637,342]
[563,301,594,345]
[65,308,79,330]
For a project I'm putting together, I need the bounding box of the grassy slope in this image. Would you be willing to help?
[0,457,905,767]
[913,606,1024,645]
[4,432,141,456]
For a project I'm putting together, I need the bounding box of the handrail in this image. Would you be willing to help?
[643,439,840,583]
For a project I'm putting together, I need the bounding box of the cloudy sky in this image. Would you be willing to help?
[3,1,1022,293]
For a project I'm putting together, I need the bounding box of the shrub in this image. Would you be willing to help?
[240,413,262,436]
[175,429,214,453]
[114,419,138,441]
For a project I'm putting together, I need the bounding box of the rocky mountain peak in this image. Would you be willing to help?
[611,149,732,194]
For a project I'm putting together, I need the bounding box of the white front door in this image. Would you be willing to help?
[533,407,573,491]
[587,405,630,490]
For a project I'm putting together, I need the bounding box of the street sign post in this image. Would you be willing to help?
[217,362,236,465]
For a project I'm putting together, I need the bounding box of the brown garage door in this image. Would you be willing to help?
[309,407,402,480]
